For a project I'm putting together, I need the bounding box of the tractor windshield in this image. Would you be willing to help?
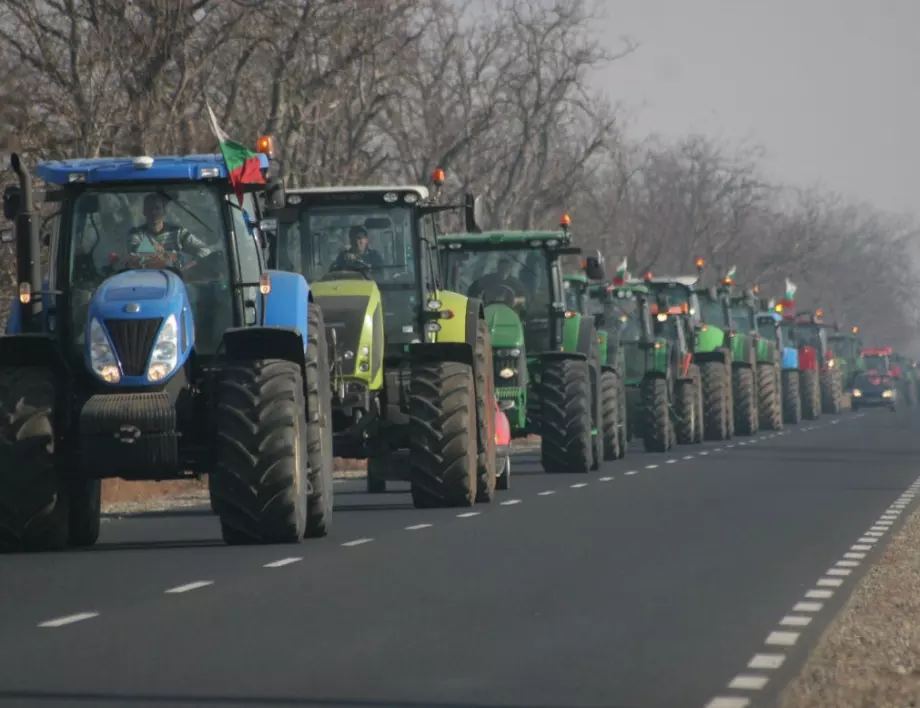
[564,280,585,313]
[756,316,778,341]
[731,304,756,332]
[443,247,555,351]
[653,283,691,308]
[864,354,890,372]
[697,295,725,326]
[829,336,859,361]
[66,183,238,355]
[795,324,824,349]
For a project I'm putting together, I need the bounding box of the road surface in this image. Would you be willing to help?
[0,407,917,708]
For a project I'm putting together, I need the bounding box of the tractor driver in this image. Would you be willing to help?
[126,193,213,271]
[467,258,527,308]
[331,225,385,272]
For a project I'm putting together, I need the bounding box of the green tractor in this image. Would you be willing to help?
[730,289,783,431]
[267,180,501,508]
[438,221,608,474]
[627,274,704,450]
[828,324,865,392]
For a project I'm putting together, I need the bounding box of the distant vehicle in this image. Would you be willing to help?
[850,372,898,412]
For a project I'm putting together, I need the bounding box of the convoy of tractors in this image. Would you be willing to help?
[0,138,915,554]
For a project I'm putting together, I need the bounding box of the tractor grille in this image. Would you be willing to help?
[494,356,525,390]
[104,318,163,377]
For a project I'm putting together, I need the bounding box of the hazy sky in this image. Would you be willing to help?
[592,0,919,218]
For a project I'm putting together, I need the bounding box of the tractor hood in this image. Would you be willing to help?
[311,279,382,379]
[485,303,525,349]
[90,269,187,321]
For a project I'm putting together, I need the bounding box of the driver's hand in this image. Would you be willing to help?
[145,255,169,269]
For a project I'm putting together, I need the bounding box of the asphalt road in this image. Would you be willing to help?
[0,406,918,708]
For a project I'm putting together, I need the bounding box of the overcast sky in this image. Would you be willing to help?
[592,0,919,218]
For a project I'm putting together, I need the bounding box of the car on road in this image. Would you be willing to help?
[850,371,898,412]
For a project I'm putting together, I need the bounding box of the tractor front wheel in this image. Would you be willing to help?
[700,361,729,441]
[473,320,497,503]
[600,369,621,461]
[801,370,821,420]
[758,364,783,431]
[674,378,698,445]
[305,303,335,537]
[820,368,843,416]
[541,358,593,474]
[733,366,757,436]
[641,376,672,453]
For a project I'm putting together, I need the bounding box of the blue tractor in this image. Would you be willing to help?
[756,304,800,425]
[0,148,334,552]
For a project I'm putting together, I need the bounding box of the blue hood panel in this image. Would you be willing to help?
[782,346,799,370]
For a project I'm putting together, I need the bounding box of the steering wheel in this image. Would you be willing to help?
[481,282,524,308]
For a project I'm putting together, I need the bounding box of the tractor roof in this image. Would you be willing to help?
[286,185,429,200]
[439,230,570,247]
[36,153,270,185]
[628,276,698,288]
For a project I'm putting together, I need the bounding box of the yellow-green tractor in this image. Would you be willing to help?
[266,181,499,508]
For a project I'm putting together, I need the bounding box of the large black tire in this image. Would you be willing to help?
[674,379,697,445]
[473,320,497,503]
[540,357,593,474]
[700,360,729,441]
[0,367,70,553]
[589,359,602,471]
[692,366,704,444]
[820,368,843,416]
[496,455,511,490]
[68,478,102,548]
[733,366,757,436]
[617,376,628,457]
[305,303,334,537]
[641,376,672,453]
[366,459,388,493]
[409,361,478,507]
[782,370,802,424]
[211,359,308,544]
[600,369,621,461]
[757,364,782,431]
[801,369,820,420]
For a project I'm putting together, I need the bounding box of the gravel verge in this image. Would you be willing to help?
[779,503,920,708]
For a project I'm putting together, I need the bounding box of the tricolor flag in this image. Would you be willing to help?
[613,257,629,285]
[785,278,797,300]
[206,103,265,206]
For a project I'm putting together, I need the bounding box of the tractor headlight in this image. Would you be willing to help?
[147,314,179,382]
[498,367,516,379]
[852,388,862,397]
[882,389,894,398]
[89,318,121,383]
[656,313,668,322]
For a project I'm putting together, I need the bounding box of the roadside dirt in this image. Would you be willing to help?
[779,505,920,708]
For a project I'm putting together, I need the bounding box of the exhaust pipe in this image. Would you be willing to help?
[9,153,42,330]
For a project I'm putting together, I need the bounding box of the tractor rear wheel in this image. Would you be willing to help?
[409,361,478,507]
[641,376,672,453]
[540,358,593,474]
[496,455,511,490]
[366,459,388,493]
[674,378,697,445]
[212,359,308,544]
[68,478,102,548]
[305,302,334,537]
[473,320,497,503]
[700,361,729,441]
[617,375,628,457]
[600,369,621,461]
[801,369,820,420]
[757,364,782,431]
[733,366,757,436]
[820,369,843,415]
[0,367,70,553]
[782,370,802,424]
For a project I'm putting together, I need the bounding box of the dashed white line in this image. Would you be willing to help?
[844,552,866,559]
[456,511,480,518]
[700,451,709,456]
[817,577,844,587]
[713,447,723,452]
[666,458,678,464]
[793,601,823,612]
[645,464,659,470]
[805,589,834,599]
[625,470,638,475]
[341,538,374,547]
[728,674,768,690]
[570,483,588,488]
[165,581,213,594]
[537,490,556,496]
[726,444,735,448]
[705,697,750,708]
[836,560,860,567]
[748,653,785,669]
[38,612,99,628]
[780,615,812,627]
[405,523,432,531]
[852,544,872,551]
[765,631,799,647]
[599,476,614,482]
[264,557,302,568]
[500,499,522,506]
[683,455,694,460]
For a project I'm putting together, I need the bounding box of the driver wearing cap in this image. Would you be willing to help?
[127,193,212,269]
[332,225,384,270]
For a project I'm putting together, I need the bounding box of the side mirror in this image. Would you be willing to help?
[0,229,13,244]
[266,178,286,210]
[584,249,605,281]
[464,193,485,233]
[3,186,21,220]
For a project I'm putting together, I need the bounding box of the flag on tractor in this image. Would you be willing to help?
[722,265,737,285]
[785,278,797,300]
[613,257,629,285]
[205,103,265,206]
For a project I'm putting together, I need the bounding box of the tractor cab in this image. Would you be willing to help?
[862,346,894,376]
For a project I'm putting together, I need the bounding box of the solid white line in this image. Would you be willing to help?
[263,557,302,568]
[765,631,799,646]
[645,464,659,469]
[500,499,522,506]
[780,615,812,627]
[599,476,614,482]
[806,589,834,599]
[570,483,588,488]
[728,675,768,690]
[625,470,638,475]
[793,601,823,612]
[817,578,844,587]
[165,581,213,594]
[341,538,374,547]
[405,523,432,531]
[537,490,556,496]
[38,612,99,628]
[456,512,480,518]
[705,698,750,708]
[826,568,852,576]
[844,552,866,559]
[748,653,785,669]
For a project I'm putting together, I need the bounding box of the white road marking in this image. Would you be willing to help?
[844,552,866,559]
[738,442,747,446]
[870,525,889,531]
[537,490,556,496]
[806,589,834,599]
[728,675,768,690]
[793,601,823,612]
[405,523,432,531]
[852,544,872,551]
[726,444,735,448]
[264,557,302,568]
[765,631,799,647]
[705,698,750,708]
[599,476,614,481]
[817,577,844,587]
[341,538,374,547]
[875,520,893,526]
[457,512,480,518]
[826,568,852,576]
[625,470,638,475]
[165,581,213,594]
[857,537,877,544]
[748,653,785,669]
[865,531,884,538]
[713,448,723,452]
[683,455,694,460]
[780,615,812,627]
[836,560,860,567]
[645,464,659,469]
[38,612,99,628]
[700,451,709,455]
[500,499,522,506]
[570,483,588,488]
[666,458,678,464]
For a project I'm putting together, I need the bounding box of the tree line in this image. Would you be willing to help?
[1,0,916,348]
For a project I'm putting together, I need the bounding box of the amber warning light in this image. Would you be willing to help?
[432,168,445,186]
[695,257,705,271]
[256,135,274,157]
[560,213,571,228]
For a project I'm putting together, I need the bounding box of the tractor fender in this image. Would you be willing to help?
[694,349,727,365]
[540,350,589,364]
[576,316,597,357]
[408,293,482,366]
[0,332,70,373]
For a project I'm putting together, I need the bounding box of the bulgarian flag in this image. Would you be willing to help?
[206,102,265,206]
[722,265,737,285]
[785,277,797,300]
[613,257,629,285]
